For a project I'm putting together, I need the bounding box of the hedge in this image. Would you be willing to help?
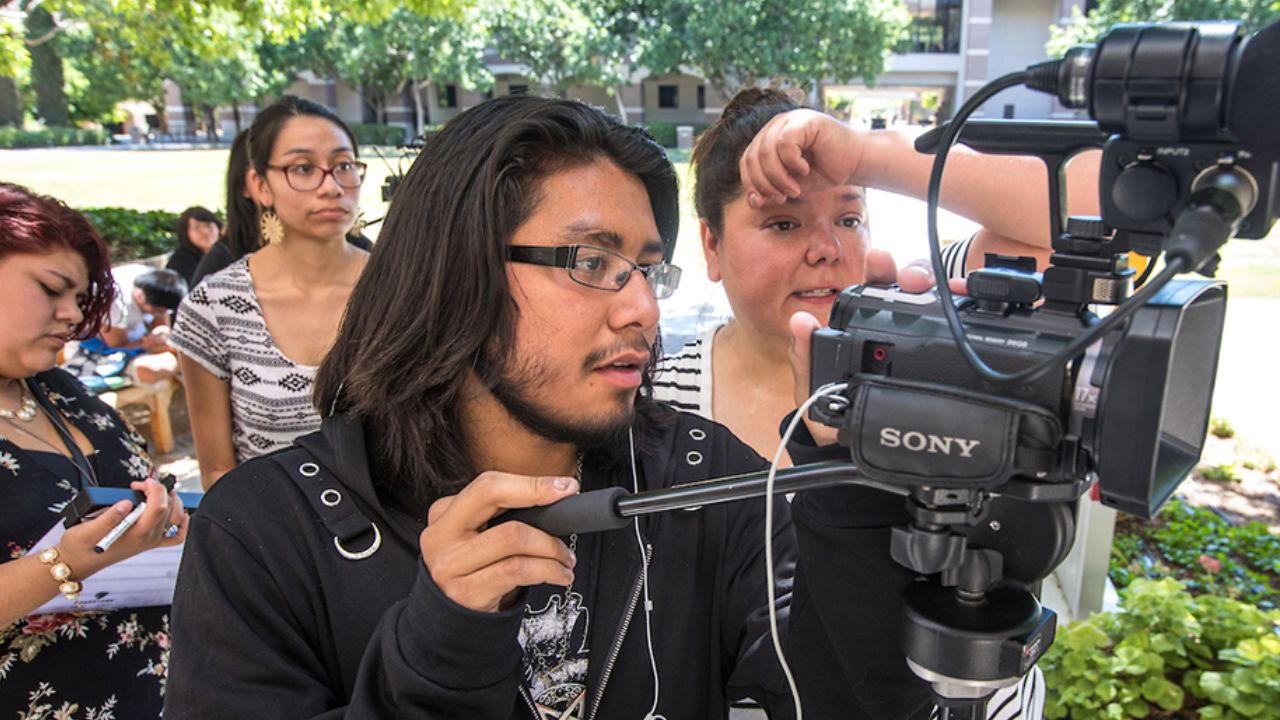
[644,121,710,148]
[0,127,110,149]
[79,207,181,263]
[350,123,408,147]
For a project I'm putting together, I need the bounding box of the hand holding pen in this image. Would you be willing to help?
[52,477,190,583]
[94,475,181,553]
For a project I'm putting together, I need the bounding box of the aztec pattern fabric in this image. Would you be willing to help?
[169,258,322,463]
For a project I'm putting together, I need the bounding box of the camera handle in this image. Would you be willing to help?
[497,462,1077,717]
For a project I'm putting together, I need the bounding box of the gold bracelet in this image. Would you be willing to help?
[37,546,82,600]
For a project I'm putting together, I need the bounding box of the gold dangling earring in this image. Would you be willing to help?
[259,207,285,245]
[350,210,366,238]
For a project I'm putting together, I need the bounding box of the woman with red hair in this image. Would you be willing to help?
[0,182,187,717]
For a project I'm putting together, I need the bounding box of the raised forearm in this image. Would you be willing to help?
[857,130,1101,249]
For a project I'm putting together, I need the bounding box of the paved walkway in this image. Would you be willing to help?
[1210,297,1280,459]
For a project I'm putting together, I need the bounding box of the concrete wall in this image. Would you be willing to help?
[493,73,537,98]
[980,0,1060,119]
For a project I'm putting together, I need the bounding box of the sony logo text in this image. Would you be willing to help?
[879,428,982,458]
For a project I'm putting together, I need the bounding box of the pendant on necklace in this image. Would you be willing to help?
[0,387,38,423]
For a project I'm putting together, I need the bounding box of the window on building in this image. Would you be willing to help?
[697,85,706,110]
[439,85,458,108]
[509,84,529,96]
[658,85,679,109]
[896,0,963,54]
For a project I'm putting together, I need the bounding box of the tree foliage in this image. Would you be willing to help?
[321,6,489,129]
[0,13,23,78]
[1048,0,1280,56]
[488,0,635,96]
[638,0,909,100]
[0,0,917,130]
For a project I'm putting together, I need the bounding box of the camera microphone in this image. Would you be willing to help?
[1022,19,1278,241]
[1024,20,1279,160]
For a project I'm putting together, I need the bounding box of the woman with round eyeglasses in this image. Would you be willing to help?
[170,96,370,488]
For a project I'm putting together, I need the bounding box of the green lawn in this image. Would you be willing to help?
[0,145,407,232]
[1,146,1275,297]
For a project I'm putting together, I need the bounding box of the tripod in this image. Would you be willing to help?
[500,461,1086,717]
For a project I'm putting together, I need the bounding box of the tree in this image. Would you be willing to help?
[166,8,271,139]
[61,18,167,124]
[1,6,26,126]
[24,3,68,125]
[326,16,411,125]
[1048,0,1280,56]
[398,5,491,135]
[325,7,490,134]
[0,0,475,132]
[488,0,635,113]
[638,0,909,101]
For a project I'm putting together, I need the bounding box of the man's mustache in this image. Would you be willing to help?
[582,336,656,372]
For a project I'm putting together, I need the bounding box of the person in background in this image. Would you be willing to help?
[170,96,368,488]
[190,131,254,288]
[0,182,188,718]
[65,266,186,387]
[190,129,372,289]
[166,205,222,286]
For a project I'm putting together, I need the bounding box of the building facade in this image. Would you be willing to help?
[819,0,1091,125]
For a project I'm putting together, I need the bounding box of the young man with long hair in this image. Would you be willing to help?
[164,96,934,719]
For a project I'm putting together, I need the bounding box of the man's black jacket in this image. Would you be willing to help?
[164,409,930,718]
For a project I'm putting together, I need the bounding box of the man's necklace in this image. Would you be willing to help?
[566,453,583,590]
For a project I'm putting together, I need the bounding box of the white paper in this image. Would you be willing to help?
[27,521,184,615]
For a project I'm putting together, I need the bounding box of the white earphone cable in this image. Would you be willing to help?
[629,427,666,720]
[766,381,850,720]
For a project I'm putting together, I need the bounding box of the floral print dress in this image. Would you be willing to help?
[0,369,169,719]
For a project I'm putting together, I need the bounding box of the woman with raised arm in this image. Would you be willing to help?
[654,88,1099,464]
[653,88,1102,719]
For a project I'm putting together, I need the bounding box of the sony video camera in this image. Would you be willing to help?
[811,19,1278,519]
[806,19,1278,713]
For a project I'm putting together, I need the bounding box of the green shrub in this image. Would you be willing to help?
[1210,416,1236,439]
[1041,578,1280,719]
[79,207,181,262]
[1110,498,1280,608]
[1201,463,1243,483]
[646,121,677,147]
[350,123,407,147]
[0,126,109,148]
[644,121,710,148]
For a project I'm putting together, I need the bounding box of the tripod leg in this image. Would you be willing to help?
[935,696,989,720]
